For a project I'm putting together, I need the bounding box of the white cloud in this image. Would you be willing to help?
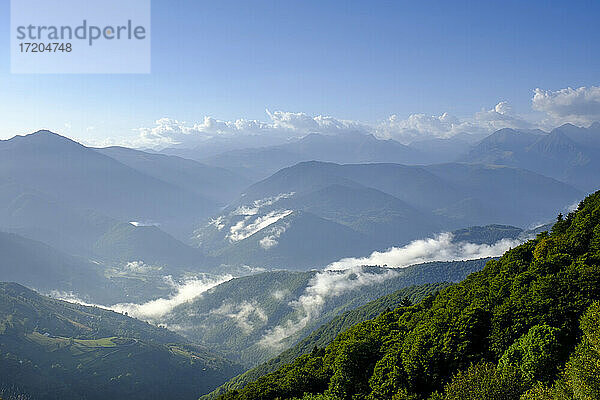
[326,233,522,271]
[375,112,461,143]
[123,260,161,274]
[472,102,535,132]
[259,223,290,250]
[111,274,233,320]
[49,291,109,309]
[271,288,290,301]
[108,85,599,150]
[532,86,600,125]
[232,192,295,216]
[129,221,160,227]
[134,111,367,150]
[259,232,525,348]
[136,116,274,149]
[259,266,398,349]
[210,301,268,333]
[228,209,293,242]
[375,102,533,144]
[267,110,367,133]
[208,216,226,230]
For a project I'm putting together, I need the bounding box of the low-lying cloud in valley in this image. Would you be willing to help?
[232,192,295,216]
[210,301,268,333]
[259,266,398,349]
[326,233,524,270]
[111,274,233,321]
[259,232,525,348]
[54,232,527,348]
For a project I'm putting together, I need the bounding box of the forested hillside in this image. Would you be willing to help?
[0,283,243,400]
[162,259,489,366]
[217,190,600,400]
[204,283,450,399]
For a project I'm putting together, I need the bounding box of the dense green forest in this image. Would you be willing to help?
[216,191,600,400]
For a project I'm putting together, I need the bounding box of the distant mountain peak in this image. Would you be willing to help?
[556,122,579,130]
[1,130,85,152]
[473,127,542,151]
[539,129,579,148]
[31,129,58,135]
[28,129,72,140]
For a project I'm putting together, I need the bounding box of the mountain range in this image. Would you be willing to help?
[0,131,248,250]
[194,161,580,269]
[0,124,599,400]
[462,123,600,192]
[1,127,596,275]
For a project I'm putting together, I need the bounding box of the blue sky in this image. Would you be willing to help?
[0,0,598,144]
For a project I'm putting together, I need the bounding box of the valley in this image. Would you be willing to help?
[0,124,598,399]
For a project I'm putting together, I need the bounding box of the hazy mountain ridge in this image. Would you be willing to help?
[208,210,376,270]
[0,128,589,275]
[0,130,220,243]
[462,123,600,192]
[0,229,208,306]
[92,222,213,269]
[96,146,250,204]
[196,132,427,181]
[0,232,109,301]
[193,160,581,269]
[0,126,597,400]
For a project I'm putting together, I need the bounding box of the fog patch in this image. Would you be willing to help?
[210,301,268,333]
[208,216,226,230]
[272,288,290,301]
[124,260,162,273]
[50,291,108,309]
[259,223,290,250]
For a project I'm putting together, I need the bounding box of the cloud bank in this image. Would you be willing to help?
[532,86,600,125]
[326,233,522,270]
[374,101,536,143]
[232,192,295,216]
[123,85,600,149]
[134,111,367,149]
